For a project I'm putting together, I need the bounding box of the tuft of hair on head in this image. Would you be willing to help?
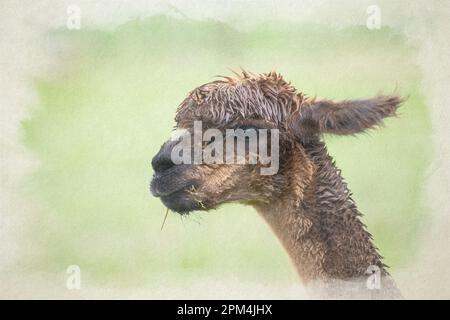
[176,70,305,127]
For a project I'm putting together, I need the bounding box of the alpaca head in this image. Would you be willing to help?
[150,71,402,214]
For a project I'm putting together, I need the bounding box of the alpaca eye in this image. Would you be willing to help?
[236,126,260,145]
[238,125,259,133]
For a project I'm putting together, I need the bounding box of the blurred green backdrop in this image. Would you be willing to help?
[21,15,430,289]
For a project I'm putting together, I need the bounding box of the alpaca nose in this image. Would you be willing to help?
[152,142,176,173]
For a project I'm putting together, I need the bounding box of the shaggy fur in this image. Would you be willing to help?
[176,71,302,128]
[151,71,404,298]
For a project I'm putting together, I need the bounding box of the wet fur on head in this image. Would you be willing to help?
[175,70,403,142]
[175,70,304,129]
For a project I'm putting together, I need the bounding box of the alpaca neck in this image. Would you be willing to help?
[256,141,391,292]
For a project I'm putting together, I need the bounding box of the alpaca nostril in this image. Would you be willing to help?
[152,140,182,173]
[152,153,175,173]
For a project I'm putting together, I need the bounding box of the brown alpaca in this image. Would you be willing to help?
[150,71,403,299]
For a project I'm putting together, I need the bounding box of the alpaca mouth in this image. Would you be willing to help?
[150,173,197,198]
[150,162,198,197]
[151,175,202,214]
[159,189,204,214]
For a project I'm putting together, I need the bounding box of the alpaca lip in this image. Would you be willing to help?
[151,173,202,213]
[159,189,204,214]
[150,174,197,198]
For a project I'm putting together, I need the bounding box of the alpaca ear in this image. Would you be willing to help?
[292,95,403,141]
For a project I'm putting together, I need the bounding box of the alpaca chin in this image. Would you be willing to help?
[159,189,204,215]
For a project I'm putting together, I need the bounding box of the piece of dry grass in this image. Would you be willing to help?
[161,207,169,231]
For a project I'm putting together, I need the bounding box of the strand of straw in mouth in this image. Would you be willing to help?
[161,207,169,231]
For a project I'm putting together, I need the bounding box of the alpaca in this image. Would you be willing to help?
[150,71,403,299]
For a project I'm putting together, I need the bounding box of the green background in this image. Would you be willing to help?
[21,16,430,289]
